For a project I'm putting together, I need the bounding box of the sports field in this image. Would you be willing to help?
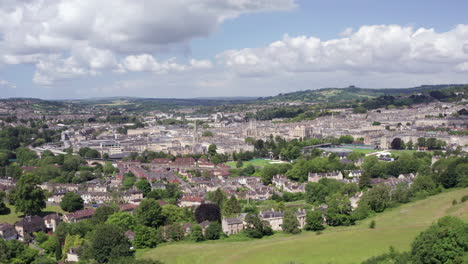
[225,159,285,169]
[138,188,468,264]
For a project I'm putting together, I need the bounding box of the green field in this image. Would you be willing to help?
[225,159,286,169]
[139,188,468,264]
[0,204,65,224]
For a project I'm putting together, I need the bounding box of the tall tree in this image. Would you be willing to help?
[305,210,325,231]
[135,199,164,228]
[60,192,84,212]
[195,204,221,223]
[15,173,46,215]
[223,195,241,217]
[282,210,301,234]
[88,224,133,263]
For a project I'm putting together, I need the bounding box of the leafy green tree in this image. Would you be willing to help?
[282,210,301,234]
[223,195,241,217]
[133,225,159,249]
[167,223,185,241]
[208,144,217,157]
[15,173,46,215]
[244,213,269,239]
[190,224,205,242]
[92,206,117,224]
[16,147,39,165]
[209,188,226,208]
[236,160,243,168]
[360,184,391,213]
[88,224,133,263]
[205,222,222,240]
[60,192,84,212]
[106,212,136,231]
[62,155,83,172]
[305,210,324,231]
[411,216,467,264]
[161,204,186,225]
[136,199,164,228]
[324,193,354,226]
[135,179,151,196]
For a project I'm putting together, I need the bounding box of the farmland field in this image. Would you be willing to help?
[139,188,468,264]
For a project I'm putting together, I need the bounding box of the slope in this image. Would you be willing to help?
[139,188,468,264]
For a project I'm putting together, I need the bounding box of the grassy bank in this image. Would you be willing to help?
[139,188,468,264]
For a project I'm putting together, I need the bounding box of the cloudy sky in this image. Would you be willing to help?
[1,0,468,99]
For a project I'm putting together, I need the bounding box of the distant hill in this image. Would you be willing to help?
[257,84,468,103]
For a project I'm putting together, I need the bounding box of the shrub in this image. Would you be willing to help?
[369,220,376,229]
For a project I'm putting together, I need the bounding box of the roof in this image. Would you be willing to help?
[0,222,14,231]
[199,220,211,229]
[15,215,45,232]
[65,208,96,220]
[43,213,61,221]
[260,210,283,219]
[223,218,243,225]
[119,203,138,212]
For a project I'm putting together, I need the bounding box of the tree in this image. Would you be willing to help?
[305,210,324,231]
[195,204,221,223]
[135,199,164,228]
[161,204,186,225]
[360,184,391,213]
[236,160,243,168]
[390,138,403,150]
[411,216,467,264]
[106,212,136,231]
[92,206,117,224]
[88,224,133,263]
[205,222,222,240]
[0,191,9,215]
[406,140,414,150]
[209,188,226,208]
[135,179,151,196]
[282,210,301,234]
[223,195,241,217]
[15,173,46,215]
[166,223,185,241]
[244,213,271,238]
[60,192,84,212]
[189,224,205,242]
[324,193,354,226]
[208,144,217,157]
[133,225,159,249]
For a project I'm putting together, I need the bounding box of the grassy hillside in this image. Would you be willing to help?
[139,188,468,264]
[258,84,468,103]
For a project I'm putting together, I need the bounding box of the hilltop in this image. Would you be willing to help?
[257,84,468,103]
[138,188,468,264]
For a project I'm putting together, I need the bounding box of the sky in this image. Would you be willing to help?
[0,0,468,99]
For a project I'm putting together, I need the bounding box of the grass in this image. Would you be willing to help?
[225,159,282,169]
[139,188,468,264]
[0,204,65,224]
[389,149,418,157]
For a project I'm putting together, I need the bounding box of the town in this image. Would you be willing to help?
[0,85,467,263]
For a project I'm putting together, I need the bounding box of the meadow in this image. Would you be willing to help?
[139,188,468,264]
[225,159,285,169]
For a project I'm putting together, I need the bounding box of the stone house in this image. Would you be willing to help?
[221,217,244,235]
[15,215,46,240]
[260,210,283,231]
[179,195,204,207]
[308,171,344,182]
[0,222,17,240]
[43,213,61,232]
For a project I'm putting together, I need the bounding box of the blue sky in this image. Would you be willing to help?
[0,0,468,99]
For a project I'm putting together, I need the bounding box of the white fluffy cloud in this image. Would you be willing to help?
[219,24,468,76]
[0,79,16,89]
[0,0,294,84]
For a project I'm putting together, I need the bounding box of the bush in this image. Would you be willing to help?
[205,222,222,240]
[461,195,468,203]
[452,199,458,206]
[369,220,376,229]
